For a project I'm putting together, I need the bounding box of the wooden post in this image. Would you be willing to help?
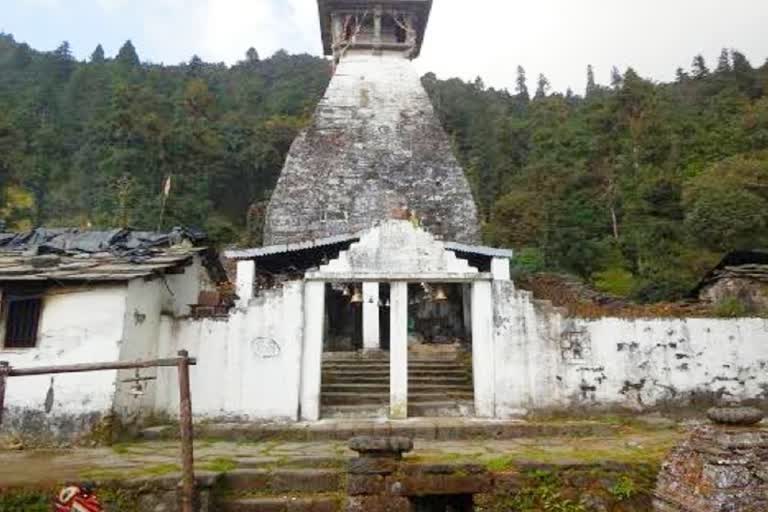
[0,361,9,426]
[177,350,195,512]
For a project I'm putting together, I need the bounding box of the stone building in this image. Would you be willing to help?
[264,0,480,245]
[693,250,768,314]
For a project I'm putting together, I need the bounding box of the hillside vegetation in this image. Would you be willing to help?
[1,34,767,301]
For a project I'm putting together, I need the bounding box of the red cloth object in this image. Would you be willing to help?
[54,486,103,512]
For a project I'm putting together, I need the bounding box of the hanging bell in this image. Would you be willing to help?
[342,286,351,297]
[350,287,363,304]
[129,381,145,398]
[433,286,448,302]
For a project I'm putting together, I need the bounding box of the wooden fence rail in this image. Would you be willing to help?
[0,351,197,512]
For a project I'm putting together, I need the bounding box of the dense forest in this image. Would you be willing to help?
[1,34,767,301]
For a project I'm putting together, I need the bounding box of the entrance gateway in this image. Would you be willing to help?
[229,221,512,421]
[229,0,512,421]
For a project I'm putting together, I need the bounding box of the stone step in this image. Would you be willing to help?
[143,419,620,442]
[322,392,474,406]
[221,468,342,494]
[319,401,475,419]
[323,376,471,385]
[322,369,471,377]
[324,361,468,369]
[221,496,339,512]
[321,383,473,393]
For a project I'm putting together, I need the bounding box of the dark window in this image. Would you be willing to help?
[4,296,42,348]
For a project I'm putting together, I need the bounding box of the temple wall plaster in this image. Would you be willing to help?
[154,281,305,422]
[264,53,480,245]
[492,282,768,416]
[0,286,127,441]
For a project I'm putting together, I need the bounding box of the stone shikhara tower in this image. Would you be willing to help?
[264,0,480,245]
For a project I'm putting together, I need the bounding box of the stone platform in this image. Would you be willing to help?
[138,417,623,443]
[0,416,685,511]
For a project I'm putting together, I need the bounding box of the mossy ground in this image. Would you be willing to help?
[0,417,684,511]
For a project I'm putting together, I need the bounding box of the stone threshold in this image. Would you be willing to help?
[140,418,619,443]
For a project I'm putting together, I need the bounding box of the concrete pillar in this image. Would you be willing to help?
[389,281,408,419]
[462,284,472,339]
[236,260,255,307]
[491,257,511,281]
[300,281,325,421]
[362,282,380,351]
[373,6,383,45]
[471,281,495,418]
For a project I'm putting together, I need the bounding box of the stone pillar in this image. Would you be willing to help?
[362,282,380,352]
[347,437,413,512]
[389,282,408,419]
[471,281,495,418]
[300,281,325,421]
[235,260,255,307]
[491,257,511,281]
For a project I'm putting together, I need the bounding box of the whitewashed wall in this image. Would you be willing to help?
[0,286,127,440]
[153,281,305,422]
[493,282,768,416]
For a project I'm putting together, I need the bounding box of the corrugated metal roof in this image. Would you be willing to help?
[443,242,514,259]
[226,234,514,261]
[225,233,361,260]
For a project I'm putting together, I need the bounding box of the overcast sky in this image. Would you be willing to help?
[3,0,768,93]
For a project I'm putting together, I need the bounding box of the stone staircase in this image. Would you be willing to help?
[219,467,343,511]
[320,354,474,418]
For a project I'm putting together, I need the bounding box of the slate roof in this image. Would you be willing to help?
[691,249,768,296]
[0,227,224,283]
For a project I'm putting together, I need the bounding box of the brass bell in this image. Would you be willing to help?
[350,287,363,304]
[433,286,448,302]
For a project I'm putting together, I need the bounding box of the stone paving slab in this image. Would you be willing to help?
[0,423,685,489]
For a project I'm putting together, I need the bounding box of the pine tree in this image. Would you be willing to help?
[610,66,623,89]
[691,54,709,79]
[91,44,105,63]
[534,74,550,99]
[731,50,752,74]
[586,65,597,97]
[246,47,260,64]
[675,67,688,82]
[52,41,75,80]
[116,40,140,67]
[716,48,731,73]
[515,66,529,102]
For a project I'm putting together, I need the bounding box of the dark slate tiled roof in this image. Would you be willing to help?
[0,227,214,283]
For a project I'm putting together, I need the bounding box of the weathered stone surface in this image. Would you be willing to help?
[286,497,340,512]
[390,474,493,496]
[221,469,270,492]
[654,425,768,512]
[264,52,480,246]
[347,474,386,496]
[348,436,414,458]
[270,469,342,493]
[345,496,411,512]
[707,406,765,426]
[348,457,400,475]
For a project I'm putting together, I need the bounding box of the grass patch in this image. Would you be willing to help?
[201,457,238,472]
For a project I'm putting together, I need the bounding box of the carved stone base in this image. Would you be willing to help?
[653,425,768,511]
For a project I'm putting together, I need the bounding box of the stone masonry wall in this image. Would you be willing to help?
[264,51,480,245]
